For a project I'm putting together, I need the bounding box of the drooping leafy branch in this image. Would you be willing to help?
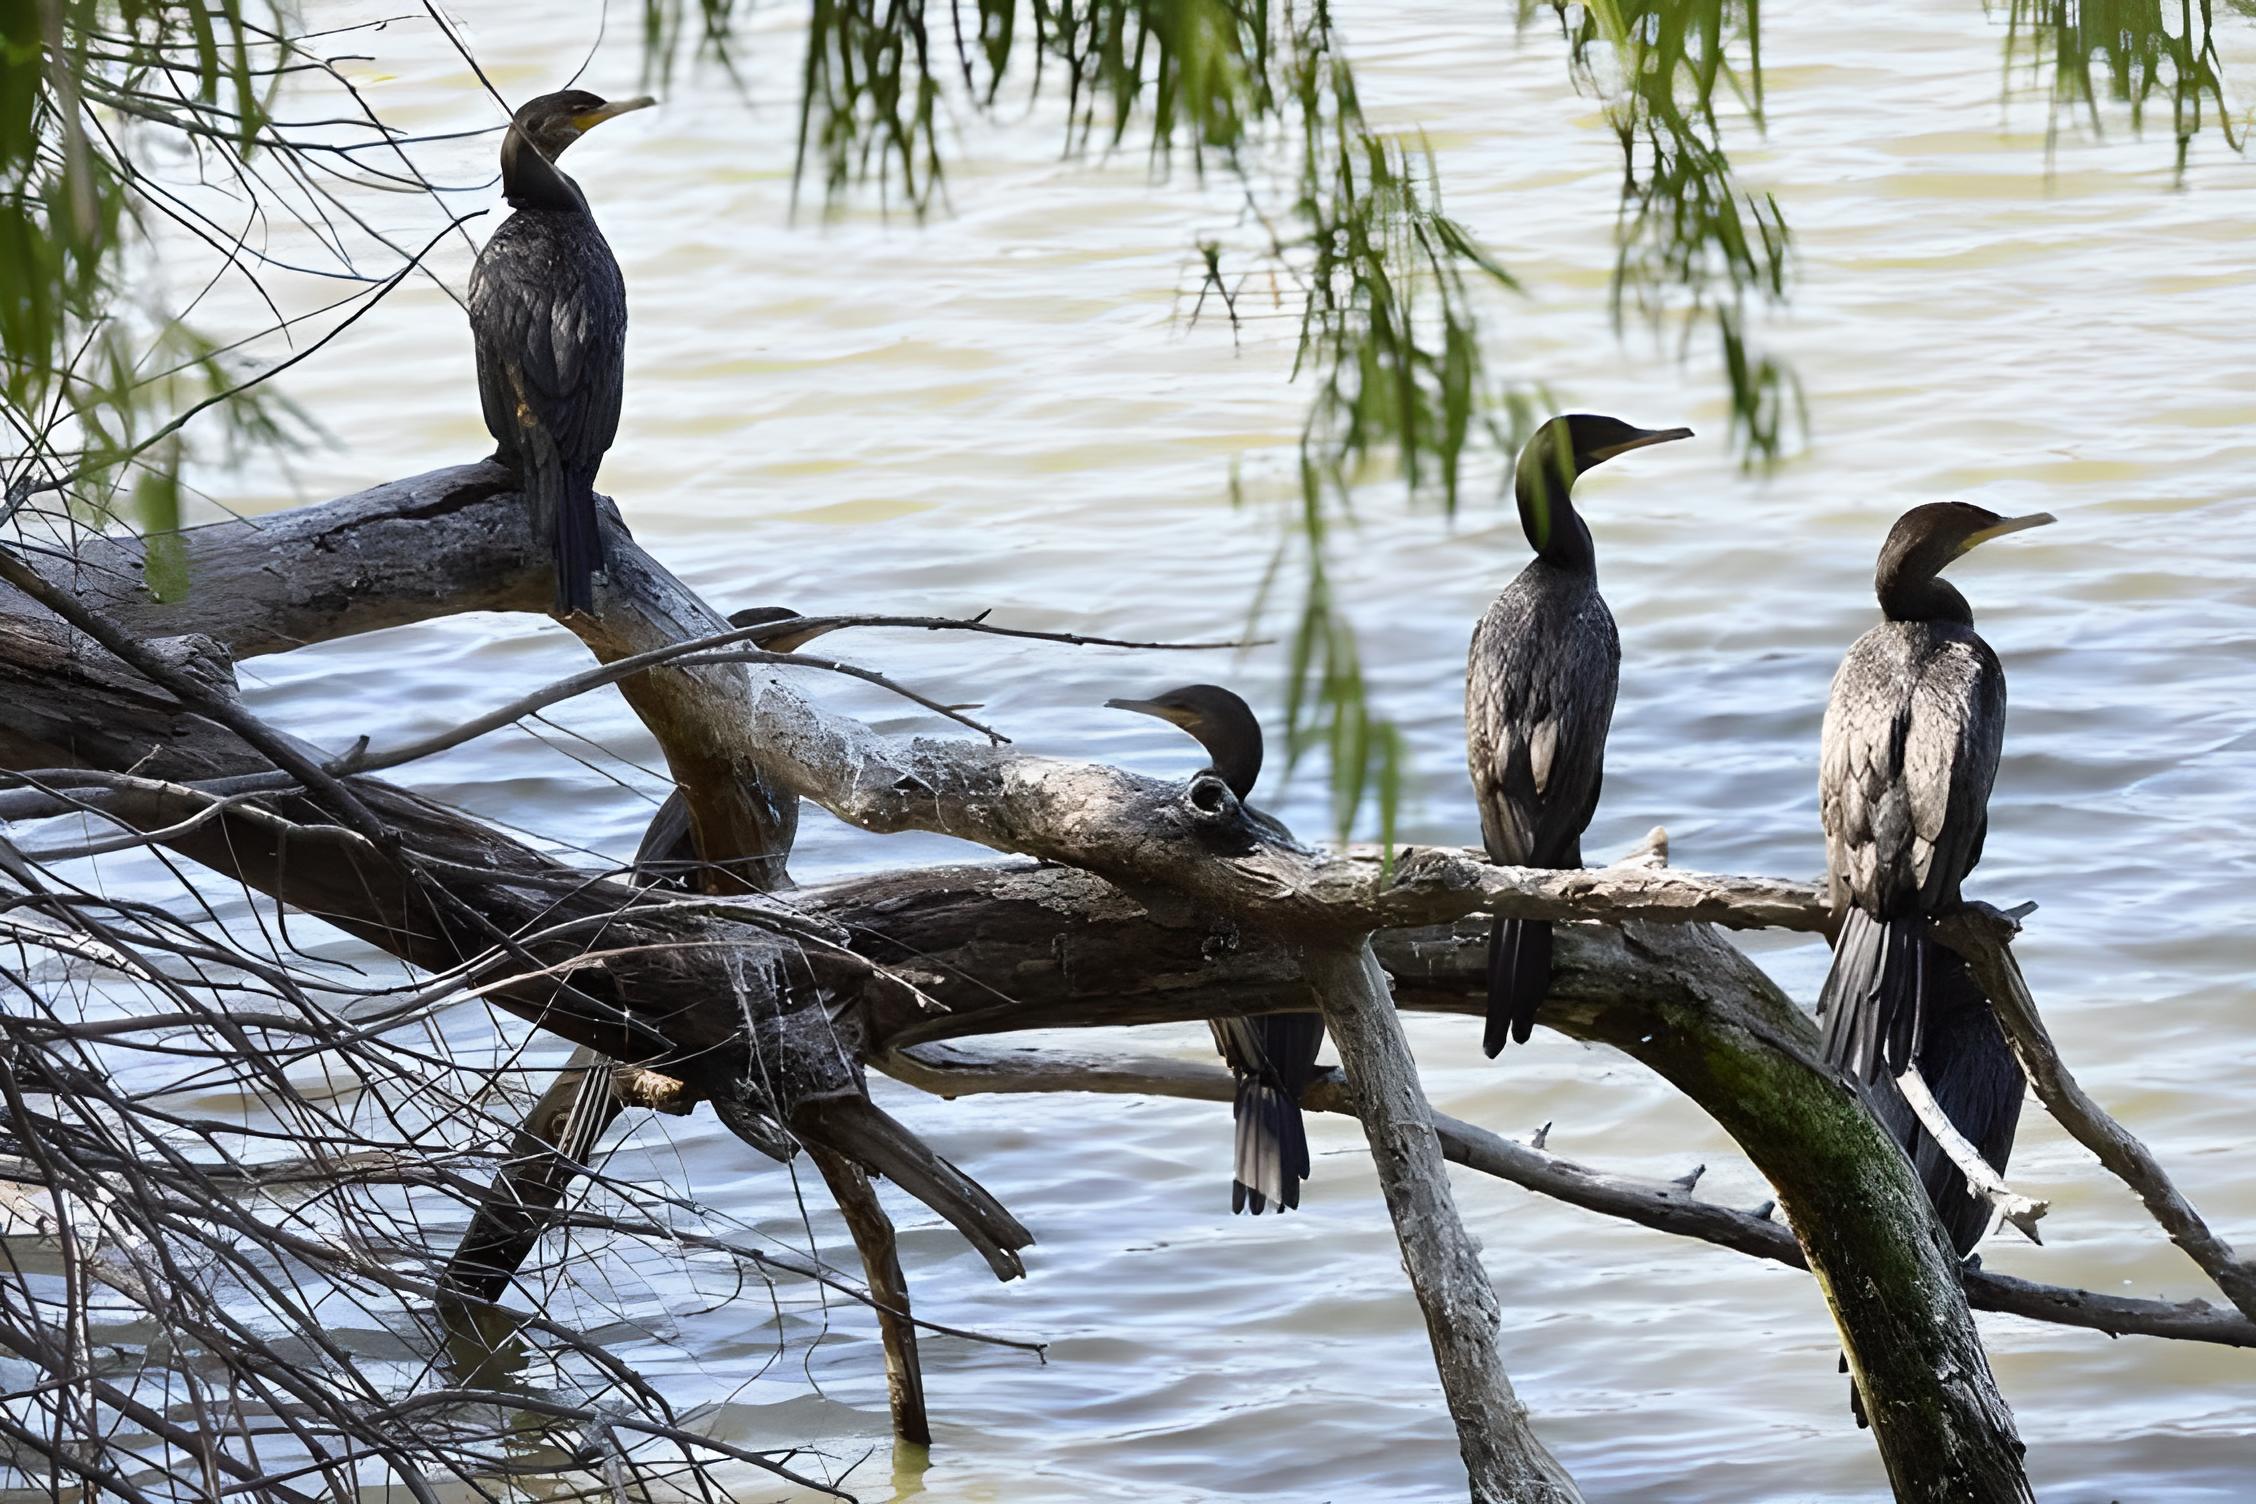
[1259,4,1539,843]
[1551,0,1800,464]
[2002,0,2241,170]
[0,4,476,560]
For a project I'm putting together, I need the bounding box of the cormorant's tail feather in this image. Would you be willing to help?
[1817,909,1932,1081]
[518,416,602,616]
[1857,944,2028,1258]
[550,463,603,617]
[1904,949,2026,1256]
[1484,916,1553,1057]
[793,1095,1033,1281]
[1231,1076,1311,1216]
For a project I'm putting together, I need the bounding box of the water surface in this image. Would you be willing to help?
[120,0,2256,1497]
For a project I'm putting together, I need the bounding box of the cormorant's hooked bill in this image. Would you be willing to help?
[507,90,655,163]
[1577,420,1696,466]
[720,604,840,655]
[1516,414,1694,498]
[1957,510,2056,549]
[1870,503,2055,623]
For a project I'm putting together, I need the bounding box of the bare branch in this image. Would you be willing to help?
[1939,906,2256,1325]
[1900,1064,2049,1245]
[885,1042,2253,1349]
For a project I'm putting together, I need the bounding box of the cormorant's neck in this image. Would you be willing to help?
[501,126,587,212]
[1877,569,1973,626]
[1187,720,1262,802]
[1514,464,1595,574]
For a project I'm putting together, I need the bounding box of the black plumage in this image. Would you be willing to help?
[1466,413,1690,1056]
[1107,684,1324,1214]
[469,89,652,616]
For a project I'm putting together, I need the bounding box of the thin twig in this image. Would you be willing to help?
[881,1041,2256,1350]
[1899,1065,2048,1244]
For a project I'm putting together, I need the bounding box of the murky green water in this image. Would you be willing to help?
[94,0,2256,1497]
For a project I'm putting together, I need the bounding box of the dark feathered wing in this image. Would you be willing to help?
[1465,565,1618,1053]
[1817,622,2004,1077]
[1209,1013,1326,1213]
[469,207,629,613]
[1819,622,2004,918]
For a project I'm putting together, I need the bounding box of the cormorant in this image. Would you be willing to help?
[1107,684,1325,1213]
[1815,500,2047,1426]
[1466,413,1691,1056]
[468,88,653,616]
[444,606,840,1306]
[1816,501,2051,1085]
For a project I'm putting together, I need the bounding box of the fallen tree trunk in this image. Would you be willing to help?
[34,464,2245,1497]
[0,590,2027,1498]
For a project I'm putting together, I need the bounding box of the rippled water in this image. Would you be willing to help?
[115,0,2256,1497]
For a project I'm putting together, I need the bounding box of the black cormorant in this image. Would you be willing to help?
[1107,684,1325,1213]
[468,89,653,616]
[1816,501,2051,1085]
[1816,502,2047,1424]
[446,603,819,1306]
[1466,414,1690,1056]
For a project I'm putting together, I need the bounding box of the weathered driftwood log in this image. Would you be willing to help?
[1307,941,1582,1503]
[29,464,2253,1497]
[2,472,1592,1500]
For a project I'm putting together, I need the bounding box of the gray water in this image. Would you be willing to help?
[107,0,2256,1497]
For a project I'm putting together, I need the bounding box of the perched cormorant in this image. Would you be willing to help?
[1107,685,1325,1214]
[468,89,653,616]
[1466,414,1691,1056]
[1816,501,2052,1085]
[1816,501,2047,1424]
